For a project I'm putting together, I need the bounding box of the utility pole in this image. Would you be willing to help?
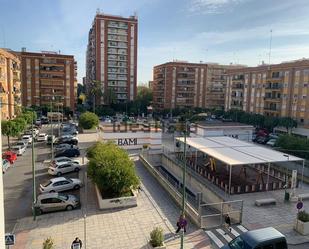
[50,100,54,161]
[57,104,60,136]
[0,101,6,248]
[180,120,188,249]
[31,118,36,220]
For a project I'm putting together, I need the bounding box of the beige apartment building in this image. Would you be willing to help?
[152,61,243,110]
[0,49,21,120]
[17,49,77,110]
[225,59,309,125]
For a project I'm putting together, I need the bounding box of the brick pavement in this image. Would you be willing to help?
[11,156,211,249]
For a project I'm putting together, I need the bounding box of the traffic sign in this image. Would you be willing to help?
[5,233,15,245]
[297,201,303,210]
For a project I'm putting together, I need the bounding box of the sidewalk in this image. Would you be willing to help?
[12,158,211,249]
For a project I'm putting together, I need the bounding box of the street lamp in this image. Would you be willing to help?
[283,154,290,201]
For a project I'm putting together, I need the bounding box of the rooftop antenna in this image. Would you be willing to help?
[268,29,273,69]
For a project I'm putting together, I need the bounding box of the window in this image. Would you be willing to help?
[41,198,53,204]
[263,245,274,249]
[51,198,62,203]
[228,236,251,249]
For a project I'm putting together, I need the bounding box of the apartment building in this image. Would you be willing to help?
[225,59,309,125]
[152,61,243,110]
[17,49,77,110]
[0,48,21,120]
[86,12,138,104]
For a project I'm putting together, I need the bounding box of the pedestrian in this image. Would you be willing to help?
[175,214,187,233]
[71,237,82,249]
[224,214,231,234]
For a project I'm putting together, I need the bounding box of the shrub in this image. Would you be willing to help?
[42,237,54,249]
[87,141,139,198]
[79,111,99,129]
[150,227,164,247]
[298,210,309,222]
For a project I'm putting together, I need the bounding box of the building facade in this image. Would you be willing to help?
[152,61,243,110]
[0,49,21,120]
[86,12,138,104]
[17,50,77,110]
[225,59,309,125]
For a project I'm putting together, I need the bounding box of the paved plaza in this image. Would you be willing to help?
[10,133,211,249]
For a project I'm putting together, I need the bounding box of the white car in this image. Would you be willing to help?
[48,161,81,176]
[22,135,33,144]
[266,139,277,147]
[11,145,26,156]
[37,133,48,142]
[39,177,83,193]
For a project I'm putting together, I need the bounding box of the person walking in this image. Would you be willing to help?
[71,237,83,249]
[224,214,231,234]
[175,214,187,233]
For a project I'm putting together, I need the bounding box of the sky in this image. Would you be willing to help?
[1,0,309,85]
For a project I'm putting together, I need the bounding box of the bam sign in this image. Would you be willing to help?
[118,138,137,146]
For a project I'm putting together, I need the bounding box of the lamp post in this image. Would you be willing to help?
[31,116,36,221]
[283,154,290,201]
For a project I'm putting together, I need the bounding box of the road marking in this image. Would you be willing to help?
[237,225,248,233]
[216,228,232,242]
[230,227,240,237]
[205,230,224,248]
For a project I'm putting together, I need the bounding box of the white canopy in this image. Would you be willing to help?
[176,136,303,166]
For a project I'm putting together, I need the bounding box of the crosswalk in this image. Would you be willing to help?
[205,225,248,248]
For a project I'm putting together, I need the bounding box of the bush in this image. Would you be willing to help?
[79,111,99,129]
[87,142,139,198]
[150,227,164,247]
[298,211,309,222]
[42,237,55,249]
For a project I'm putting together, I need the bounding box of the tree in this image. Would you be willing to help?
[103,88,117,106]
[89,80,103,113]
[2,120,21,149]
[87,142,140,198]
[79,111,99,129]
[278,117,297,134]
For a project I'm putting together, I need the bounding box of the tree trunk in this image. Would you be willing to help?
[7,135,10,150]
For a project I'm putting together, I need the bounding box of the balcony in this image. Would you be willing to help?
[264,107,280,112]
[265,83,282,90]
[232,84,244,90]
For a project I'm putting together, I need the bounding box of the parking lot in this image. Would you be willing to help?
[3,124,82,233]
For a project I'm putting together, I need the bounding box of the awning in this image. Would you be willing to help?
[176,136,303,166]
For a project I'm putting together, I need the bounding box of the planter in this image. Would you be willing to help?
[150,243,166,249]
[294,219,309,235]
[95,185,137,210]
[82,127,98,134]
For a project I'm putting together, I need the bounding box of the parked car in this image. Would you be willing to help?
[49,156,79,167]
[255,136,269,144]
[36,133,48,142]
[55,144,78,152]
[41,117,49,124]
[22,135,33,144]
[47,135,57,145]
[2,151,17,164]
[34,193,80,215]
[56,136,78,146]
[222,227,287,249]
[39,177,83,193]
[266,139,277,147]
[48,161,81,176]
[35,119,42,126]
[55,148,80,158]
[2,159,10,173]
[11,142,27,156]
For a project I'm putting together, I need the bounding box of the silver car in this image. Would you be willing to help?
[35,193,80,215]
[49,156,79,167]
[48,161,81,176]
[40,177,83,193]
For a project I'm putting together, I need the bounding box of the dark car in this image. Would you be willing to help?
[256,136,269,144]
[56,136,78,146]
[55,148,80,158]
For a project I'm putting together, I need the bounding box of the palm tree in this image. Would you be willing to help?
[89,80,102,113]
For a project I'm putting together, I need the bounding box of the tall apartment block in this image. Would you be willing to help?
[17,50,77,110]
[0,48,21,120]
[152,61,242,110]
[225,59,309,125]
[86,12,138,104]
